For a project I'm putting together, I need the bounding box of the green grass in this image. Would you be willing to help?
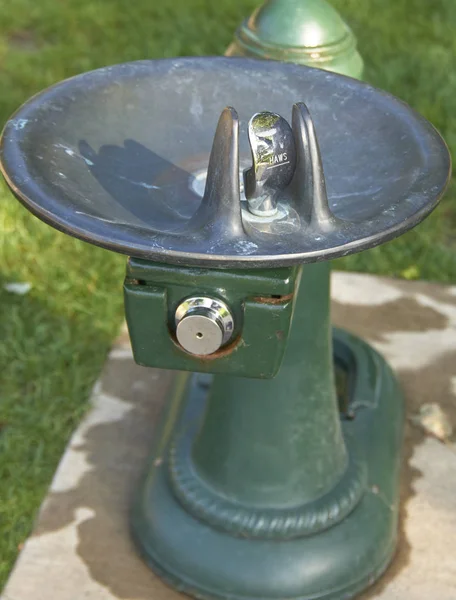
[0,0,455,588]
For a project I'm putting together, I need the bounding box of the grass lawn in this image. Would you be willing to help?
[0,0,455,588]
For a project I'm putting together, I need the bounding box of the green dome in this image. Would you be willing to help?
[248,0,351,49]
[226,0,364,79]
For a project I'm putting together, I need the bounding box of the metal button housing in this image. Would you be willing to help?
[175,297,235,356]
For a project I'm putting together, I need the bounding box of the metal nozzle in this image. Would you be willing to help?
[244,111,296,217]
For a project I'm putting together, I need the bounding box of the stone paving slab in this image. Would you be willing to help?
[2,272,456,600]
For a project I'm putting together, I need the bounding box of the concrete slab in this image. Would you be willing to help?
[2,272,456,600]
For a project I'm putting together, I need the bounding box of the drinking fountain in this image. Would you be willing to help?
[0,57,450,600]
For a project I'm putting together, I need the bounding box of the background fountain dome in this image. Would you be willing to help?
[226,0,364,78]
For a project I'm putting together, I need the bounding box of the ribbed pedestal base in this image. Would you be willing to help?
[132,329,404,600]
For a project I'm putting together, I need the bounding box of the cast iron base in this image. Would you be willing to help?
[132,328,404,600]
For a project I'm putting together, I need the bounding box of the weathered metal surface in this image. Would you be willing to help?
[0,58,450,268]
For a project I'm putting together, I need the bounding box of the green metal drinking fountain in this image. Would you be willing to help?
[0,56,450,600]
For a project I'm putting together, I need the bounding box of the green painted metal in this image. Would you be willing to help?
[190,264,348,509]
[124,259,300,378]
[129,4,403,600]
[131,304,404,600]
[226,0,364,79]
[129,262,404,599]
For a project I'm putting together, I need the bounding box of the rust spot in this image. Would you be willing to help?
[124,277,140,285]
[252,292,294,305]
[170,332,242,361]
[275,330,285,341]
[198,335,244,361]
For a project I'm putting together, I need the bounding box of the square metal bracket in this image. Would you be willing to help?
[124,258,301,379]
